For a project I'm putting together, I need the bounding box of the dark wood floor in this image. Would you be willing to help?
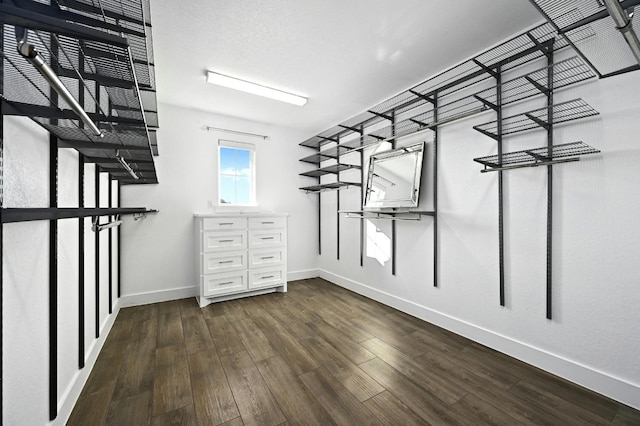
[68,278,640,425]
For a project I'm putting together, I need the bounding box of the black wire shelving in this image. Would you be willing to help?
[530,0,640,78]
[299,163,360,178]
[297,23,600,233]
[299,55,597,173]
[473,141,601,172]
[299,181,361,193]
[0,0,159,183]
[473,98,600,140]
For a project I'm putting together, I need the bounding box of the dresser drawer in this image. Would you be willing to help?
[202,250,247,274]
[248,216,286,230]
[202,217,247,231]
[248,229,285,248]
[248,266,285,290]
[248,247,285,268]
[202,230,246,252]
[202,271,248,297]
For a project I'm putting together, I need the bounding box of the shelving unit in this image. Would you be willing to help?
[474,141,600,172]
[1,0,159,183]
[1,1,159,421]
[298,22,600,288]
[471,33,601,319]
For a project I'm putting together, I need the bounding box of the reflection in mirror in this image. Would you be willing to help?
[364,141,425,210]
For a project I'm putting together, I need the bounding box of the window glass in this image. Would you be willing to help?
[218,141,256,205]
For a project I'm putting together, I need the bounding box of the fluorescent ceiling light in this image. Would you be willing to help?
[206,71,307,106]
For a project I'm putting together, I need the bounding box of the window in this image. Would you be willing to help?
[218,139,256,205]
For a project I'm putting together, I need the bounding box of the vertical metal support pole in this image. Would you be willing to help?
[117,181,121,298]
[497,66,505,306]
[108,176,112,314]
[433,95,439,287]
[391,112,397,275]
[0,23,4,422]
[78,155,84,369]
[317,144,322,256]
[49,134,58,421]
[49,34,59,421]
[546,48,555,320]
[95,70,101,337]
[360,125,364,267]
[318,192,321,255]
[336,136,340,260]
[94,166,99,338]
[78,46,85,369]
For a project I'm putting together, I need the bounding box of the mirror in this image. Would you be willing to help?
[364,141,425,210]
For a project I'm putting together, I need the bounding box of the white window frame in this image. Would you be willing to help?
[217,139,257,206]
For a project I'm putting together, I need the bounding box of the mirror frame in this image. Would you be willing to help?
[363,141,425,210]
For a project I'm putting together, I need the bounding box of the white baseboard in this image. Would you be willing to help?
[319,269,640,410]
[119,285,198,308]
[53,299,122,426]
[288,269,319,281]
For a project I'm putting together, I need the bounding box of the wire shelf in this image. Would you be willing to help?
[531,0,640,77]
[473,98,600,139]
[299,151,338,165]
[475,56,596,107]
[473,141,600,170]
[299,163,361,178]
[299,182,361,193]
[1,0,159,183]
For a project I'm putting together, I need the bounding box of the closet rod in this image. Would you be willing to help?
[205,126,269,140]
[16,29,103,137]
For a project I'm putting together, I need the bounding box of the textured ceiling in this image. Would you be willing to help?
[150,0,542,135]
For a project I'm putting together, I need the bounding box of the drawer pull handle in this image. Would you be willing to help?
[219,260,234,264]
[261,237,275,240]
[261,221,275,224]
[220,222,234,225]
[261,256,274,259]
[219,239,234,243]
[220,281,234,285]
[261,275,275,279]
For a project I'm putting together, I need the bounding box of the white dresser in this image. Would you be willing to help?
[194,212,288,307]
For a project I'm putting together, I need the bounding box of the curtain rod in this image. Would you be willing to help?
[205,126,269,140]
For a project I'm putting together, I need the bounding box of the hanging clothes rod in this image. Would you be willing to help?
[205,126,269,140]
[15,27,104,138]
[91,215,122,232]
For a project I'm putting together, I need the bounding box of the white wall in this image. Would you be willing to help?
[318,62,640,409]
[2,116,122,425]
[119,102,319,305]
[3,116,50,426]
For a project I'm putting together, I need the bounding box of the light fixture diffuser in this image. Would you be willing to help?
[206,71,307,106]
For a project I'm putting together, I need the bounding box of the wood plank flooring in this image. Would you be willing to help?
[68,278,640,425]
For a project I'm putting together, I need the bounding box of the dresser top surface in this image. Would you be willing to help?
[194,212,288,218]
